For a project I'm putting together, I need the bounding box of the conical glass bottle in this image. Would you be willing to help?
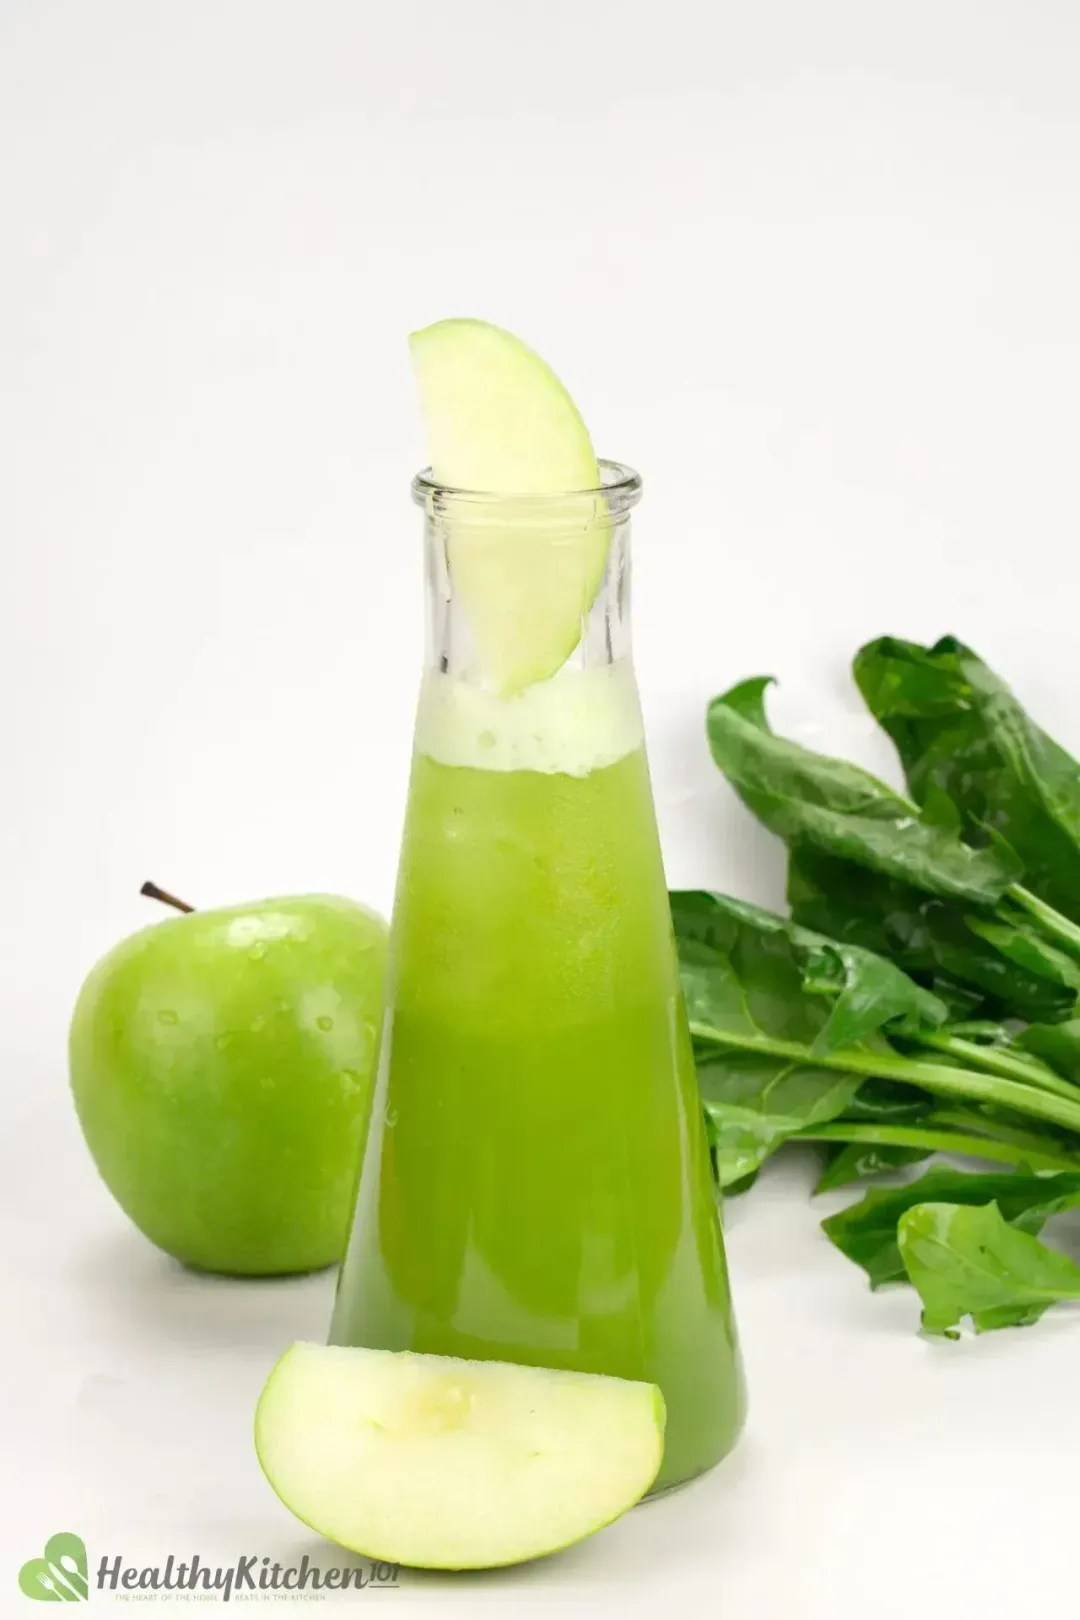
[331,463,745,1491]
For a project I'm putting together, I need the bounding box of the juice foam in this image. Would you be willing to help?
[413,661,643,777]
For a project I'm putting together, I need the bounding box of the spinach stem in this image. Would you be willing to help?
[1009,883,1080,962]
[915,1032,1080,1103]
[926,1106,1078,1161]
[795,1121,1079,1174]
[688,1021,1080,1135]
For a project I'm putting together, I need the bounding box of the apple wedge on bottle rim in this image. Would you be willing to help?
[409,319,612,695]
[255,1343,666,1570]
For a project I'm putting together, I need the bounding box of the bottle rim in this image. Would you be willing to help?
[411,459,642,513]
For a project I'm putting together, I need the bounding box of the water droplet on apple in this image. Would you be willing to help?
[248,942,268,962]
[251,1013,267,1033]
[316,1015,334,1032]
[384,1104,399,1128]
[338,1068,362,1093]
[215,1032,235,1051]
[157,1009,179,1026]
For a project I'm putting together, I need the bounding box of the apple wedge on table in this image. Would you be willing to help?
[256,1344,665,1570]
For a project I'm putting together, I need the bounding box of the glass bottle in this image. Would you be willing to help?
[330,463,745,1491]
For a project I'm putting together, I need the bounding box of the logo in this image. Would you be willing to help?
[18,1534,400,1603]
[19,1533,89,1602]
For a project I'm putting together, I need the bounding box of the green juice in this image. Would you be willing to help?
[331,670,745,1491]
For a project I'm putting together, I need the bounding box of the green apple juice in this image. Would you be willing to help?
[331,476,745,1491]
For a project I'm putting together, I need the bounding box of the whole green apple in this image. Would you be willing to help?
[69,890,388,1275]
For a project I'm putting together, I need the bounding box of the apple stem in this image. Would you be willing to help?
[140,880,195,915]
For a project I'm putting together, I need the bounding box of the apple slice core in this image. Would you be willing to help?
[255,1343,665,1570]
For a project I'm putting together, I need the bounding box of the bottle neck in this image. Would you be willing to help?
[421,503,634,684]
[411,464,644,776]
[413,460,642,691]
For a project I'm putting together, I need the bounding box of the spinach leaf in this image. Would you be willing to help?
[854,636,1080,920]
[898,1200,1080,1336]
[811,1083,960,1192]
[720,1165,761,1197]
[675,888,1080,1147]
[706,677,1022,906]
[815,1141,930,1193]
[674,891,946,1185]
[671,889,947,1057]
[698,1051,861,1188]
[838,1076,935,1123]
[821,1167,1080,1289]
[788,844,1077,1024]
[1017,1020,1080,1085]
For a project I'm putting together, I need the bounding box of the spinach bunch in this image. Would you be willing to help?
[707,674,1080,996]
[855,636,1080,920]
[681,638,1080,1337]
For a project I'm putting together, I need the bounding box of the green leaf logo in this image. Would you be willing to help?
[18,1534,89,1602]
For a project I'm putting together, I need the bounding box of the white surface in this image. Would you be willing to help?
[4,0,1080,1613]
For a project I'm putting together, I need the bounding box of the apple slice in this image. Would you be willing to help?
[255,1342,665,1570]
[409,319,608,694]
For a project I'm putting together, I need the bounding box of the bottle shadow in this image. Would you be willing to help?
[62,1225,337,1354]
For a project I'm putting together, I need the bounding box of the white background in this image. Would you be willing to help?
[4,0,1080,1613]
